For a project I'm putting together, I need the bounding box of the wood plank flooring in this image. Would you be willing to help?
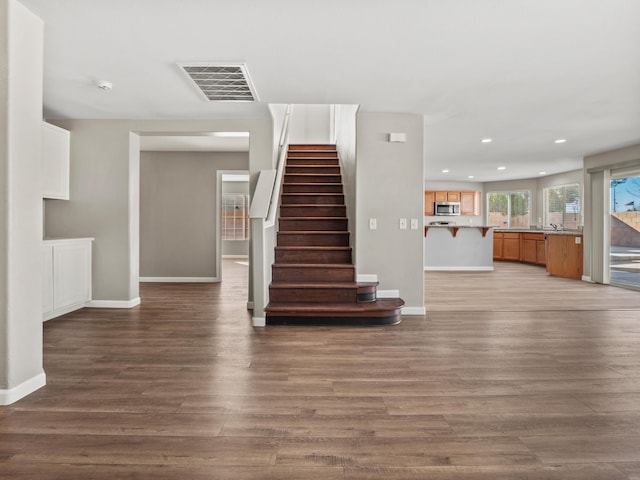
[1,260,640,479]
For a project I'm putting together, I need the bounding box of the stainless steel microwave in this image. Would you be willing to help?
[434,201,461,215]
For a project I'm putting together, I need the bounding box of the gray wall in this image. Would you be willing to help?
[140,151,248,278]
[44,119,272,303]
[356,113,424,311]
[0,0,44,400]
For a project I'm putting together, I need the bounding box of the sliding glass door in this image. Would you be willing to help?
[609,173,640,289]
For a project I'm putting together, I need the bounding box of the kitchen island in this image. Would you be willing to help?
[424,225,494,271]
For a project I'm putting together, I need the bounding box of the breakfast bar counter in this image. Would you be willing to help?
[424,225,494,271]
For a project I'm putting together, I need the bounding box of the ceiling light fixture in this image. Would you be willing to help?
[468,175,474,179]
[497,166,506,171]
[442,169,450,173]
[539,171,547,175]
[554,139,567,144]
[481,138,493,143]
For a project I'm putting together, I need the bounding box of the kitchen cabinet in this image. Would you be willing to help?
[424,191,435,215]
[425,190,481,216]
[43,238,93,321]
[521,233,546,265]
[460,191,480,215]
[42,121,70,200]
[493,232,521,261]
[434,191,448,202]
[546,234,583,279]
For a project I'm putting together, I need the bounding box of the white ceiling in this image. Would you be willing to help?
[21,0,640,182]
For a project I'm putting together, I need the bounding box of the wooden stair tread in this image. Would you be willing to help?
[270,282,358,289]
[273,263,354,268]
[265,298,404,315]
[275,246,351,251]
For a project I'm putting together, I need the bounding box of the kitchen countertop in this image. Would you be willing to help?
[495,228,583,236]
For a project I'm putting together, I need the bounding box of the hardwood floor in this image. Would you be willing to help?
[1,260,640,479]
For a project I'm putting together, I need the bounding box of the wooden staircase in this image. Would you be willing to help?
[265,144,404,326]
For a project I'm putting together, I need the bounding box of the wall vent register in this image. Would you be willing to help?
[179,64,258,102]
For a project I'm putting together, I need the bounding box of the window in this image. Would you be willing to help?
[487,191,530,228]
[544,183,581,229]
[221,194,249,240]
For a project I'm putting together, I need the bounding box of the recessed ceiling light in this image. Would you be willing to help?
[539,171,547,175]
[468,175,474,179]
[481,138,493,143]
[497,166,506,171]
[442,169,450,173]
[554,139,567,144]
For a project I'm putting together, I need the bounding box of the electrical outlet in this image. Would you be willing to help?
[575,236,581,244]
[410,219,418,230]
[369,218,377,230]
[399,218,407,230]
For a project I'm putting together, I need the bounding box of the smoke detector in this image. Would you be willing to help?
[96,80,113,91]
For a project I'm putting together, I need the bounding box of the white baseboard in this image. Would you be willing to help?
[139,277,218,283]
[402,306,426,315]
[424,266,494,271]
[0,371,46,405]
[582,275,594,282]
[252,316,266,327]
[357,274,378,283]
[87,298,141,309]
[377,290,400,298]
[222,255,249,259]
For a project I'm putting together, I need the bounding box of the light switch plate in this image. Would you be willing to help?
[410,219,418,229]
[399,218,407,230]
[369,218,377,230]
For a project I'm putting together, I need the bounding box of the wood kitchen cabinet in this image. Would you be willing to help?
[493,232,521,261]
[502,232,521,261]
[424,191,435,215]
[546,234,583,279]
[521,233,546,266]
[434,191,448,202]
[425,190,480,215]
[460,191,480,215]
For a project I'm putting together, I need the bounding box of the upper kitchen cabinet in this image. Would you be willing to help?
[424,191,435,215]
[42,121,70,200]
[425,190,481,216]
[460,191,480,215]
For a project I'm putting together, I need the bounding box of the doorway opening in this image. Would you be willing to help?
[609,173,640,289]
[138,132,249,286]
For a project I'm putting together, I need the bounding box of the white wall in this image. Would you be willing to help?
[0,0,45,404]
[288,104,332,144]
[356,113,424,312]
[44,119,272,304]
[334,104,358,249]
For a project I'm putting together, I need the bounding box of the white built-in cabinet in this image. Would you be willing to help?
[42,121,70,200]
[43,238,93,321]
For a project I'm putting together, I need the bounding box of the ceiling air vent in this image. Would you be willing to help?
[179,64,258,102]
